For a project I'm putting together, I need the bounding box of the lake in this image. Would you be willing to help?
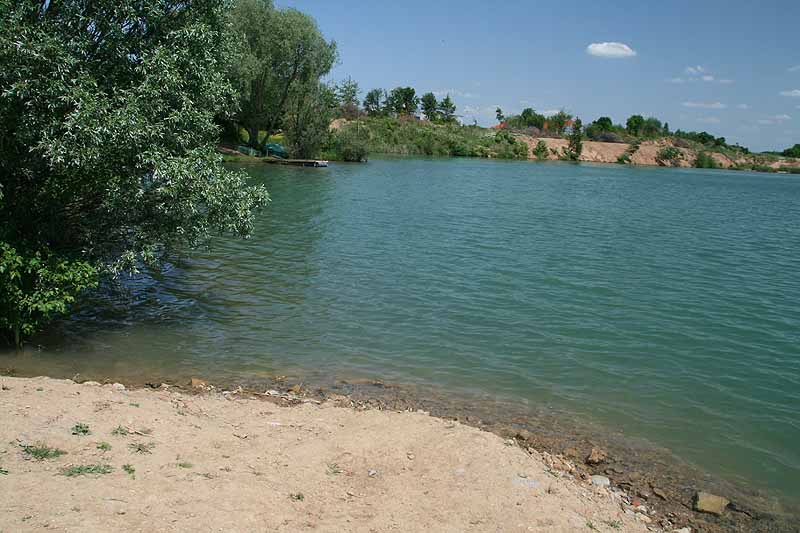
[3,157,799,511]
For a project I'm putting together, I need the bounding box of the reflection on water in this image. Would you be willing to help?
[2,158,800,512]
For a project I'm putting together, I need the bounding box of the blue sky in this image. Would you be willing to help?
[280,0,799,151]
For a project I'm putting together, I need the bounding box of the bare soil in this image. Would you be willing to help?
[0,376,654,532]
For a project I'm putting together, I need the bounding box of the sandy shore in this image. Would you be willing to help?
[0,376,661,532]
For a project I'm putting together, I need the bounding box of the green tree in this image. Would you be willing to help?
[229,0,337,150]
[336,77,360,119]
[517,108,545,129]
[641,117,663,137]
[0,0,269,345]
[439,94,457,123]
[284,81,338,158]
[496,107,505,123]
[387,87,419,115]
[626,114,645,136]
[363,88,385,116]
[564,118,583,160]
[547,110,572,136]
[421,92,439,121]
[593,117,613,131]
[783,144,800,158]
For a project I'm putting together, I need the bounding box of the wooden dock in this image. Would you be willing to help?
[264,157,328,167]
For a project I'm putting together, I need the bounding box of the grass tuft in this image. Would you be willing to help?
[21,443,66,460]
[128,442,155,454]
[111,425,130,436]
[60,464,112,477]
[289,492,305,502]
[177,461,193,469]
[122,464,135,478]
[71,423,91,436]
[96,442,111,452]
[0,466,8,475]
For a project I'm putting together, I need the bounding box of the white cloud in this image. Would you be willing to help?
[669,77,685,84]
[736,104,750,110]
[701,75,715,82]
[697,117,721,124]
[788,65,800,72]
[675,66,732,84]
[432,89,476,99]
[686,65,705,75]
[586,42,637,58]
[780,89,800,97]
[758,114,792,125]
[541,109,561,116]
[682,101,726,109]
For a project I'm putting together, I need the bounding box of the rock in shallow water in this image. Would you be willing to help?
[586,447,608,465]
[693,491,729,515]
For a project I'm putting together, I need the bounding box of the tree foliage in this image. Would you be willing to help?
[363,88,386,116]
[438,94,457,123]
[387,87,419,115]
[421,92,439,121]
[0,0,269,344]
[626,115,644,135]
[563,118,583,160]
[229,0,337,149]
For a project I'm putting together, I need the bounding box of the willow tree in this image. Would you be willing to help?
[0,0,269,346]
[229,0,337,150]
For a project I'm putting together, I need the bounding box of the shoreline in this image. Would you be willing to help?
[1,371,796,532]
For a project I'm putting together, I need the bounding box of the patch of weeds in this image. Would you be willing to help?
[0,466,8,475]
[586,521,597,531]
[129,402,140,408]
[21,443,66,460]
[606,520,621,530]
[60,464,113,477]
[122,464,135,478]
[289,492,305,502]
[128,442,155,454]
[177,461,193,469]
[195,472,215,479]
[96,442,111,452]
[326,463,343,475]
[36,387,43,392]
[111,425,130,436]
[71,423,91,436]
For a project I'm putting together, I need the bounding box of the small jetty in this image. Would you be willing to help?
[264,157,329,167]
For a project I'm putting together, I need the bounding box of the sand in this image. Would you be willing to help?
[0,376,654,532]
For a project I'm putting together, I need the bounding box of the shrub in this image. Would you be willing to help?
[0,244,98,347]
[594,131,625,143]
[656,146,683,166]
[331,126,370,162]
[533,140,550,160]
[695,152,718,169]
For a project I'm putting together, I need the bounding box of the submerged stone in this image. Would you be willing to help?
[693,491,729,515]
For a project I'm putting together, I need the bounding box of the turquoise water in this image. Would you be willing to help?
[3,158,800,507]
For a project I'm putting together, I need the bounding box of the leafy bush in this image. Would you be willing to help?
[0,244,98,347]
[656,146,683,166]
[782,144,800,158]
[533,140,550,160]
[327,125,370,162]
[594,131,626,143]
[695,152,718,169]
